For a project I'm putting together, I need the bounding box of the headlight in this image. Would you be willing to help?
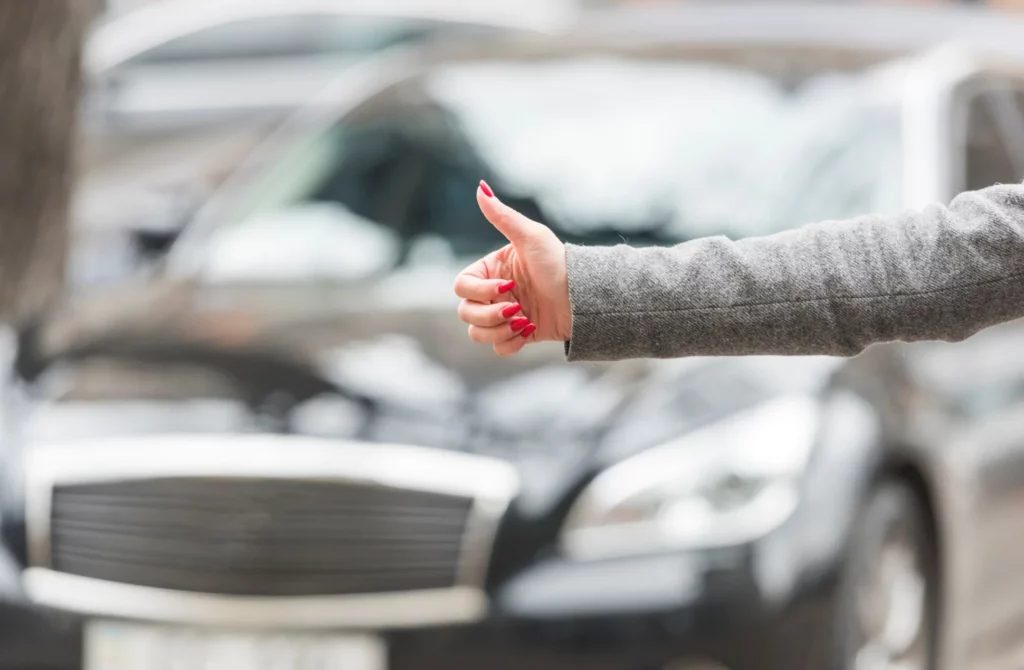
[561,396,819,560]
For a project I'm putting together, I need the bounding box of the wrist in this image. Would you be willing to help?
[555,244,572,342]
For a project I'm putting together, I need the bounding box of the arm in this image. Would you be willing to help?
[565,184,1024,361]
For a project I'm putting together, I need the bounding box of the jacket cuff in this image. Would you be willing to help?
[563,243,634,361]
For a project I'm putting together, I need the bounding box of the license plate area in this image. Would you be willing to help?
[85,620,386,670]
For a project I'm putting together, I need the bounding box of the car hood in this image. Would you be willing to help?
[20,275,845,465]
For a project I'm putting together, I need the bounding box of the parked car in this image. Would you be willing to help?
[73,0,567,288]
[81,0,573,146]
[10,4,1024,670]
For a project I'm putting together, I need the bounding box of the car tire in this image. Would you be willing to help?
[835,479,938,670]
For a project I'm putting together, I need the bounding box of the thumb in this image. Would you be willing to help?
[477,180,545,245]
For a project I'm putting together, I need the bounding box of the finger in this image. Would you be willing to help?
[468,319,530,344]
[494,336,528,357]
[458,300,521,327]
[453,272,516,302]
[477,180,546,245]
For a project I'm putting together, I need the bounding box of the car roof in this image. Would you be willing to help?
[84,0,576,75]
[578,3,1024,64]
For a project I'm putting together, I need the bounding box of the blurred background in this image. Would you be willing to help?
[11,1,1024,670]
[71,0,1024,286]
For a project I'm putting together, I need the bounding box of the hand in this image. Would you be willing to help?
[453,180,571,356]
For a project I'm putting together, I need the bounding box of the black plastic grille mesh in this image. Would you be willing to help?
[50,478,473,596]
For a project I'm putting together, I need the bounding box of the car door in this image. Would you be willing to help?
[940,70,1024,663]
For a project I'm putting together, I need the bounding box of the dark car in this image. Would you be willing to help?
[9,4,1024,670]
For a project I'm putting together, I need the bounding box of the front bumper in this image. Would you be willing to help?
[392,547,838,670]
[2,546,838,670]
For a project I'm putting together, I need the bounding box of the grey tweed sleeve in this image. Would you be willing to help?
[564,184,1024,361]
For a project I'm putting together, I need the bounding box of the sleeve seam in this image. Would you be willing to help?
[574,269,1024,317]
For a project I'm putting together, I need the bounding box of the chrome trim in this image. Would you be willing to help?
[25,434,519,627]
[455,488,512,589]
[25,569,485,630]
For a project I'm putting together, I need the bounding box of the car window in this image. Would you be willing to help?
[125,14,433,66]
[958,78,1024,192]
[186,56,905,282]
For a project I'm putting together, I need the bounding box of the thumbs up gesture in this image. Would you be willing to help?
[453,181,571,356]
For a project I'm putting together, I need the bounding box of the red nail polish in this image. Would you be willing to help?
[510,317,529,331]
[521,324,537,338]
[498,280,515,294]
[479,180,494,198]
[501,303,522,318]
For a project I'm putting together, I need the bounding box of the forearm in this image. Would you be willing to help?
[565,184,1024,361]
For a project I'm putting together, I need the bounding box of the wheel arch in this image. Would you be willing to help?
[873,450,945,661]
[874,455,942,562]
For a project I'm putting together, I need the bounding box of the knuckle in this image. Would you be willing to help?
[486,306,506,326]
[456,300,472,322]
[467,325,485,343]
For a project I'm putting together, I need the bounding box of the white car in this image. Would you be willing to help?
[82,0,574,140]
[72,0,571,287]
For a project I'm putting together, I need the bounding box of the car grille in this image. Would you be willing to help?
[49,477,474,596]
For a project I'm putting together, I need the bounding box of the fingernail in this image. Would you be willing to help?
[501,303,522,318]
[521,323,537,338]
[510,317,529,331]
[479,180,494,198]
[498,280,515,294]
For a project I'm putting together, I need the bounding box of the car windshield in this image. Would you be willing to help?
[182,55,904,283]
